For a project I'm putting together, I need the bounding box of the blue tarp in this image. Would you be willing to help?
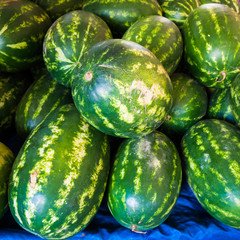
[1,134,240,239]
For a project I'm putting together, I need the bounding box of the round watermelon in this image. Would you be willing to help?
[122,15,183,76]
[43,10,112,87]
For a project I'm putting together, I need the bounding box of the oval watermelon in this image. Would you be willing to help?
[9,103,110,239]
[182,3,240,88]
[108,131,182,232]
[15,69,73,139]
[0,142,14,220]
[0,0,52,72]
[71,39,173,138]
[82,0,162,37]
[181,119,240,228]
[160,72,208,138]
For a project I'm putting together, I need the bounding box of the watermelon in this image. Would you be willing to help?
[15,69,73,139]
[181,119,240,228]
[31,0,84,21]
[0,0,52,72]
[43,10,112,87]
[230,73,240,126]
[8,103,110,239]
[71,39,173,138]
[0,71,31,137]
[207,87,236,124]
[182,3,240,88]
[108,131,182,232]
[200,0,239,13]
[122,15,183,76]
[159,0,201,27]
[82,0,162,37]
[160,72,208,138]
[0,142,15,220]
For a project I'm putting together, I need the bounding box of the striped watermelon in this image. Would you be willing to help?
[0,72,31,137]
[8,103,110,239]
[31,0,84,21]
[43,10,112,87]
[200,0,239,13]
[71,39,173,138]
[159,0,201,27]
[207,87,236,124]
[15,69,72,139]
[107,131,182,232]
[181,119,240,228]
[122,15,183,76]
[182,3,240,88]
[230,73,240,126]
[0,142,14,220]
[160,73,208,138]
[0,0,52,72]
[82,0,162,37]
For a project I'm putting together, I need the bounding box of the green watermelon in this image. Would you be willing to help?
[31,0,84,21]
[0,142,14,220]
[82,0,162,37]
[9,103,110,239]
[71,39,173,138]
[15,69,73,139]
[160,73,208,138]
[200,0,239,13]
[159,0,201,27]
[207,87,236,124]
[122,15,183,76]
[181,119,240,228]
[182,3,240,88]
[0,0,52,72]
[230,73,240,126]
[0,72,31,137]
[108,131,182,232]
[43,10,112,87]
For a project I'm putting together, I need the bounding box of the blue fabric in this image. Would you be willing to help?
[1,134,240,239]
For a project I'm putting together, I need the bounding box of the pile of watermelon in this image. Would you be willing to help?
[0,0,240,239]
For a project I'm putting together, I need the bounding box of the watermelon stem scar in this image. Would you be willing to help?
[215,71,226,83]
[131,225,147,234]
[84,71,93,82]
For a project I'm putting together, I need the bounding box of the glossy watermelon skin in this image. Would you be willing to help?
[160,73,208,138]
[159,0,201,27]
[15,69,73,139]
[0,0,52,72]
[82,0,162,37]
[43,10,112,87]
[230,73,240,126]
[207,87,236,124]
[0,142,14,220]
[182,3,240,88]
[9,104,110,239]
[31,0,84,21]
[181,119,240,228]
[200,0,239,13]
[122,15,183,76]
[71,39,173,138]
[107,131,182,232]
[0,72,31,137]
